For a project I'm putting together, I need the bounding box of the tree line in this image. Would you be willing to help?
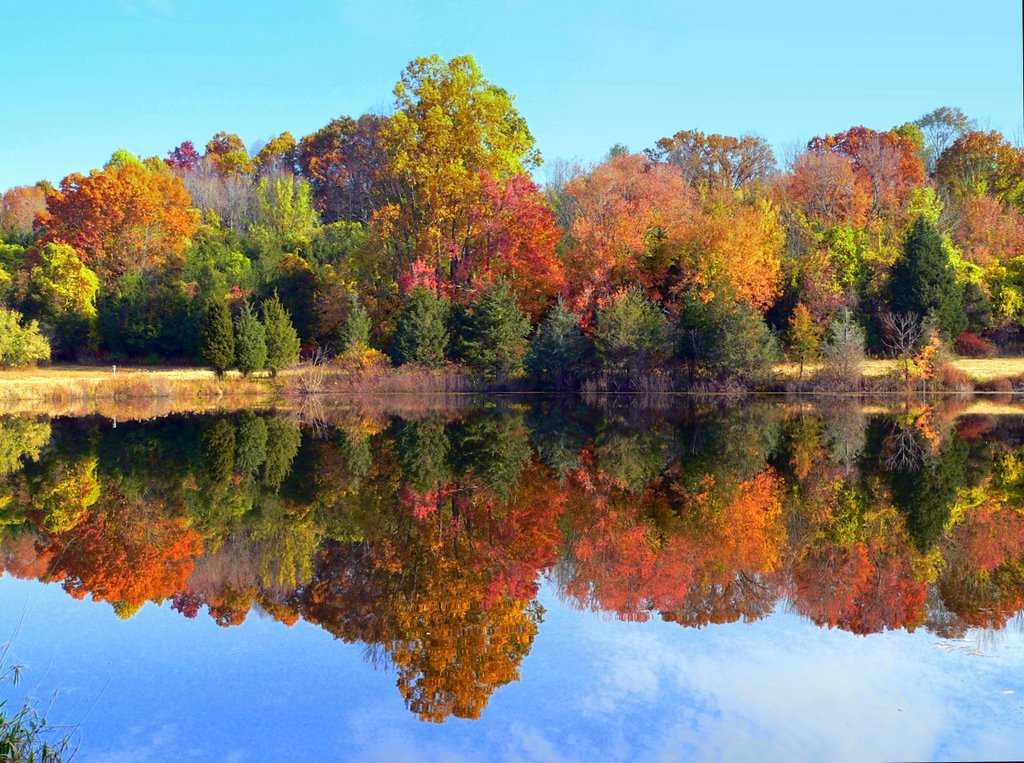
[2,56,1022,387]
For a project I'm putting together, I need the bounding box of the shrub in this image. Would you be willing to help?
[0,308,51,369]
[953,331,996,358]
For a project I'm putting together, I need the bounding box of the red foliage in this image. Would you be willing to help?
[954,331,996,358]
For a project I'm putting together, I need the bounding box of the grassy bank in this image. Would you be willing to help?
[3,357,1024,412]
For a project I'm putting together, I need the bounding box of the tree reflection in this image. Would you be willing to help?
[1,404,1024,721]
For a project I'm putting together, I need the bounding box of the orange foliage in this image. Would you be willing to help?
[0,185,47,234]
[38,162,201,285]
[956,194,1024,266]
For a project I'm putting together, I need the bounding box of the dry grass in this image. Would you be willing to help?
[776,357,1024,383]
[0,364,275,417]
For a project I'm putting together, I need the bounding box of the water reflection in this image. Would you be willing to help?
[1,401,1024,722]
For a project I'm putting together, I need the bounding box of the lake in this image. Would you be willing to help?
[1,398,1022,761]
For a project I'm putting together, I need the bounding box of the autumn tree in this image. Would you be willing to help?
[914,107,974,174]
[0,184,47,242]
[24,242,99,358]
[254,131,297,176]
[936,130,1024,210]
[786,303,823,380]
[38,152,201,286]
[808,127,925,218]
[204,132,254,177]
[374,55,540,292]
[646,129,776,191]
[0,308,50,369]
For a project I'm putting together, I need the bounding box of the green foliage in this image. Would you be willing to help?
[395,416,452,492]
[234,302,267,376]
[26,243,99,359]
[0,416,51,475]
[98,273,195,360]
[235,413,269,478]
[338,291,371,353]
[0,308,50,369]
[309,221,369,267]
[263,417,302,490]
[458,277,531,380]
[677,289,779,382]
[392,287,450,368]
[251,175,320,253]
[525,299,593,388]
[891,431,969,552]
[200,298,235,375]
[890,216,966,338]
[261,293,301,376]
[0,244,26,306]
[593,289,669,373]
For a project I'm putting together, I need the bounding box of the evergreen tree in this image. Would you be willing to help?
[593,288,669,373]
[391,287,449,368]
[262,293,301,377]
[234,301,267,376]
[200,298,235,375]
[822,308,866,390]
[459,277,531,380]
[338,291,372,353]
[525,298,593,388]
[890,215,966,338]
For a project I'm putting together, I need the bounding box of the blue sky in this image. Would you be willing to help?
[2,577,1022,761]
[1,0,1022,189]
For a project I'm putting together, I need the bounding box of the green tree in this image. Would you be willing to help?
[593,289,669,374]
[0,308,51,369]
[525,299,593,388]
[392,287,449,367]
[338,291,372,353]
[458,278,531,380]
[200,298,235,375]
[262,293,301,377]
[890,216,966,338]
[786,303,823,381]
[234,302,267,376]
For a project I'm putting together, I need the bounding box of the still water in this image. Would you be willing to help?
[0,399,1022,761]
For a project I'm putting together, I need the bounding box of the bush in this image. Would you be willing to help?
[953,331,996,358]
[0,308,51,369]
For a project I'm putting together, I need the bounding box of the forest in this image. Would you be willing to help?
[2,54,1023,390]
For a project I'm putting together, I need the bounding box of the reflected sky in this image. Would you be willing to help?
[2,575,1021,762]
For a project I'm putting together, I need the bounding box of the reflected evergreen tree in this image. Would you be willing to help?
[235,413,269,478]
[263,417,302,490]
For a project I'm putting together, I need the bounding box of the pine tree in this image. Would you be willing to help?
[890,215,966,338]
[459,277,531,380]
[594,288,669,374]
[200,298,235,376]
[525,298,592,388]
[392,287,449,368]
[338,291,372,353]
[262,293,301,377]
[234,301,267,376]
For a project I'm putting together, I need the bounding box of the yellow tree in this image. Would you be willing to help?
[374,55,540,292]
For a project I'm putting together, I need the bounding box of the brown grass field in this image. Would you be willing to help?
[776,357,1024,383]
